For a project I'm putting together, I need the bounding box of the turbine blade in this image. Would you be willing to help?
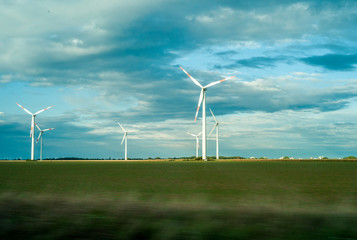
[43,128,55,132]
[34,105,53,115]
[16,103,33,115]
[186,132,196,137]
[180,67,203,88]
[121,133,126,145]
[197,131,202,136]
[36,132,42,143]
[208,123,218,137]
[117,122,126,132]
[204,76,235,88]
[35,123,41,131]
[209,108,218,123]
[30,117,34,138]
[194,89,204,122]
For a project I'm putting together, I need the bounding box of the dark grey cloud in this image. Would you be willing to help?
[235,56,287,69]
[216,79,357,115]
[300,54,357,71]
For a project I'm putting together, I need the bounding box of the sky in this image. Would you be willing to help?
[1,0,357,159]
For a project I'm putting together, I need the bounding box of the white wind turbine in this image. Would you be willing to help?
[35,123,55,161]
[16,103,53,160]
[208,108,221,160]
[186,131,202,158]
[180,67,234,161]
[118,122,130,160]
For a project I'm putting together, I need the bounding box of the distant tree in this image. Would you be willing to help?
[343,156,357,160]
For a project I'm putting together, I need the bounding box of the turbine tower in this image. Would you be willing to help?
[35,123,55,161]
[186,131,202,158]
[16,103,53,160]
[180,67,234,161]
[118,122,129,160]
[208,108,220,160]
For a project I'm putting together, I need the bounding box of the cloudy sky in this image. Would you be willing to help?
[1,0,357,159]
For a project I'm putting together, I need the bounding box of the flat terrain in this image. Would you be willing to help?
[1,161,356,207]
[1,160,357,239]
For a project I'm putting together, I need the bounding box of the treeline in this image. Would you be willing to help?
[3,156,357,161]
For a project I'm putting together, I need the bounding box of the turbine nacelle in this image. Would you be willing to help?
[180,67,235,122]
[118,122,131,145]
[16,103,53,117]
[35,123,55,143]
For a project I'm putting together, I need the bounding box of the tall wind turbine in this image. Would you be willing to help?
[16,103,53,160]
[208,108,220,160]
[180,67,234,161]
[35,123,55,161]
[118,122,129,160]
[186,131,202,158]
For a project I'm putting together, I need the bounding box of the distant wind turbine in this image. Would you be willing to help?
[186,131,202,158]
[35,123,55,161]
[118,122,130,160]
[16,103,53,160]
[180,67,234,161]
[208,108,220,160]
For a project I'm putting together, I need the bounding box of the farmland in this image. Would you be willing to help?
[1,160,357,239]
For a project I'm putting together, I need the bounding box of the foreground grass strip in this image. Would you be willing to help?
[0,194,357,240]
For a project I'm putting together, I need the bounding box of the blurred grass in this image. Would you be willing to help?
[0,161,357,239]
[1,194,357,240]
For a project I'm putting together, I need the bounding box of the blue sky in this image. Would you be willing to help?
[1,0,357,159]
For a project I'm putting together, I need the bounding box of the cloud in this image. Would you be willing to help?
[232,56,287,69]
[218,73,357,114]
[300,54,357,71]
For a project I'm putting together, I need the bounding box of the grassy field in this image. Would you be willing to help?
[1,160,357,239]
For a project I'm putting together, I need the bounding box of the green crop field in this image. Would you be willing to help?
[1,160,357,239]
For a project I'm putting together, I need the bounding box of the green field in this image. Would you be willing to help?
[1,161,357,239]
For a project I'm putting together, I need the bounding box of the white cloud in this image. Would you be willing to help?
[242,78,281,92]
[196,15,214,23]
[293,72,320,77]
[189,7,234,24]
[48,42,111,58]
[0,74,12,83]
[81,21,107,35]
[70,38,84,46]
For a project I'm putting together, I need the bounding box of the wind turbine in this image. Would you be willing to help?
[16,103,53,160]
[118,122,129,160]
[208,108,220,160]
[186,131,202,158]
[35,123,55,161]
[180,67,234,161]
